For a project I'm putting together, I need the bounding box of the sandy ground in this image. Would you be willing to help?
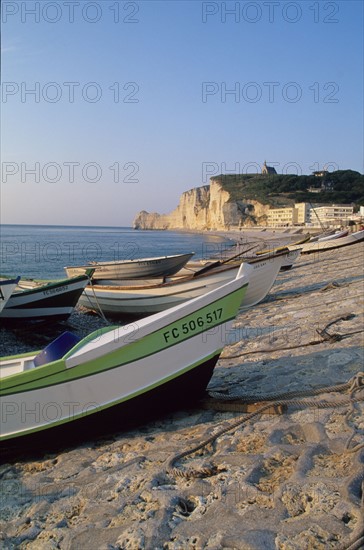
[0,240,363,549]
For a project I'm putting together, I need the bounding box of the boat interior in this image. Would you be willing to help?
[0,331,80,379]
[1,355,38,378]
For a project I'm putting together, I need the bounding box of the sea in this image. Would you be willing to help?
[0,224,233,280]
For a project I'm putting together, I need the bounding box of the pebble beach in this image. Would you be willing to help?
[0,238,363,549]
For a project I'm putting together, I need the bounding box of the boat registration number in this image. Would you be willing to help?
[140,260,161,265]
[163,308,223,343]
[43,285,68,296]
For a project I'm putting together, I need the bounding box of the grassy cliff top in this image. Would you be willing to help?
[211,170,364,207]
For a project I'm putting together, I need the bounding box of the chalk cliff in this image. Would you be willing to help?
[133,179,271,230]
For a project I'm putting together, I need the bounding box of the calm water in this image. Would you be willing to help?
[0,225,233,279]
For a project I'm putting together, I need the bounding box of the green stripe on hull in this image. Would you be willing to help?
[0,350,221,441]
[0,283,247,395]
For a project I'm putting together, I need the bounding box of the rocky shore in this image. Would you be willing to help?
[0,240,363,549]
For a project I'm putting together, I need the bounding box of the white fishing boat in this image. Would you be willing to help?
[316,229,348,242]
[0,264,251,451]
[0,272,92,323]
[308,229,336,242]
[288,230,364,254]
[248,248,301,271]
[78,252,286,316]
[0,277,20,313]
[309,229,349,243]
[64,253,195,280]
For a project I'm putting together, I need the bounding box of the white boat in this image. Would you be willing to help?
[316,229,348,242]
[246,248,301,271]
[0,273,92,323]
[288,230,364,254]
[0,277,20,313]
[78,253,286,316]
[0,264,251,451]
[64,253,195,280]
[308,229,336,242]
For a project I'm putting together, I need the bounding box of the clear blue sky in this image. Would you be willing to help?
[1,0,363,226]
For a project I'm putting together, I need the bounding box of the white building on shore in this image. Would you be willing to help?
[267,203,354,227]
[267,202,310,227]
[308,205,354,226]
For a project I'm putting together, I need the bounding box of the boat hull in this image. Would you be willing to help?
[288,230,364,254]
[255,248,301,271]
[65,253,194,280]
[0,277,20,313]
[0,353,219,459]
[79,255,284,316]
[279,248,301,270]
[240,254,284,309]
[0,275,89,322]
[80,269,235,314]
[0,268,250,450]
[317,229,348,242]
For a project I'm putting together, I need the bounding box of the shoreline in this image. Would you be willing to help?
[0,241,363,549]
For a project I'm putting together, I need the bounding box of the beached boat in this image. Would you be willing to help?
[288,230,364,254]
[255,235,310,255]
[0,277,20,313]
[64,253,195,281]
[307,229,336,242]
[309,229,348,243]
[245,248,301,271]
[317,229,348,242]
[78,252,286,316]
[0,272,92,323]
[0,264,251,449]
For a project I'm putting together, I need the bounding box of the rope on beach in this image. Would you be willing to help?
[219,330,364,359]
[166,395,364,480]
[220,315,363,360]
[84,277,110,325]
[319,281,342,292]
[264,275,363,306]
[208,373,363,403]
[265,279,348,303]
[254,292,364,319]
[165,373,364,480]
[295,255,364,271]
[316,313,356,342]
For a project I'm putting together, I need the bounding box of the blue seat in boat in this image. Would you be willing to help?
[34,331,81,367]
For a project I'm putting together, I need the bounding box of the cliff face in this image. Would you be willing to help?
[133,180,270,230]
